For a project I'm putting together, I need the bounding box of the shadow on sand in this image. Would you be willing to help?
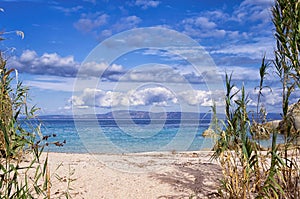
[151,161,222,199]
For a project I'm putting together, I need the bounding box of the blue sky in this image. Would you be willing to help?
[1,0,297,115]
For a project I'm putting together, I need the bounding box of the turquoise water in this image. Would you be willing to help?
[22,113,285,154]
[32,119,213,154]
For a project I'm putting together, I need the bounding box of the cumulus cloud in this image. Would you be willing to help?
[70,87,178,108]
[178,90,225,106]
[178,90,211,106]
[79,62,124,79]
[82,88,129,108]
[10,50,78,77]
[70,74,298,114]
[70,84,228,110]
[128,87,177,106]
[9,50,126,79]
[10,49,215,83]
[134,0,160,9]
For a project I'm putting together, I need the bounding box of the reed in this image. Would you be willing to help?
[212,0,300,198]
[0,31,68,198]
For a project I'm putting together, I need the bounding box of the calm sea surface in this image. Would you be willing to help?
[22,118,212,153]
[22,113,284,154]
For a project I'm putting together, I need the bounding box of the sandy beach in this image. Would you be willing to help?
[41,151,221,199]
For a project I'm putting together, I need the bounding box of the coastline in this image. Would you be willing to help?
[39,150,221,198]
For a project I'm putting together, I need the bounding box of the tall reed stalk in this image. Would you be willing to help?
[212,0,300,198]
[0,31,67,197]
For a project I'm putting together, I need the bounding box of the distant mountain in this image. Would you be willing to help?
[38,115,74,120]
[37,111,281,121]
[97,111,204,120]
[38,111,219,120]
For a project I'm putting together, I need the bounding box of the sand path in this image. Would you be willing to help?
[44,151,221,198]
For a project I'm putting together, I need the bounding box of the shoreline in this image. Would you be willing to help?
[43,149,214,155]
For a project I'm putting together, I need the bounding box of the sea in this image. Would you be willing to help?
[21,113,284,154]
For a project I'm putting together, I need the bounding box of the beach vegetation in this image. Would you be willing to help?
[0,28,67,198]
[212,0,300,198]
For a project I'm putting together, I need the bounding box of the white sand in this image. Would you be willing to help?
[42,151,221,198]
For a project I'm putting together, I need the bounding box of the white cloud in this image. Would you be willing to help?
[210,36,274,59]
[129,50,263,82]
[182,15,227,39]
[249,86,300,108]
[69,95,85,106]
[70,86,178,108]
[179,0,273,60]
[10,50,78,77]
[194,17,217,29]
[179,90,211,106]
[259,89,281,106]
[24,76,75,92]
[70,84,228,110]
[117,65,187,83]
[69,84,297,113]
[83,0,96,4]
[178,90,225,106]
[134,0,160,9]
[128,87,177,106]
[111,15,141,32]
[74,13,141,40]
[181,13,250,41]
[79,62,124,78]
[69,80,295,113]
[203,10,230,21]
[52,5,83,15]
[233,0,273,28]
[101,29,112,37]
[74,13,109,33]
[20,49,37,62]
[10,49,216,84]
[218,66,260,81]
[9,51,127,79]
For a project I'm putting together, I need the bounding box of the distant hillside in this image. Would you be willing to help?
[38,111,217,120]
[97,111,206,120]
[37,111,281,121]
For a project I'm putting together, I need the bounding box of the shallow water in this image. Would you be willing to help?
[21,114,285,154]
[24,119,212,153]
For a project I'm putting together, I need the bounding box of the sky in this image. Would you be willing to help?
[1,0,298,115]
